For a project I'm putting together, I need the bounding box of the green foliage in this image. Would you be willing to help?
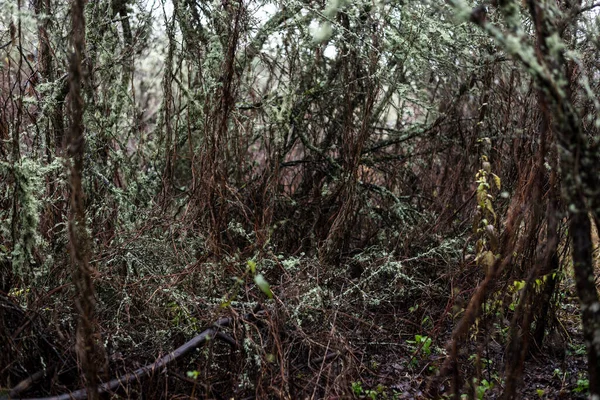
[409,334,432,357]
[573,375,589,394]
[569,343,587,357]
[2,0,598,397]
[167,301,200,331]
[253,274,273,299]
[472,148,501,273]
[0,158,63,279]
[186,370,200,380]
[473,378,494,400]
[352,381,364,397]
[350,381,385,400]
[406,334,434,369]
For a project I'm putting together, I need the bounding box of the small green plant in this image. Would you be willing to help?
[406,334,434,369]
[186,370,200,380]
[351,381,385,399]
[167,301,200,331]
[407,334,433,357]
[573,375,589,394]
[468,354,493,371]
[221,259,273,308]
[472,378,494,400]
[248,260,273,298]
[370,359,379,371]
[352,381,364,397]
[569,343,587,356]
[508,280,525,311]
[553,367,569,382]
[421,315,433,329]
[553,368,563,378]
[470,144,502,280]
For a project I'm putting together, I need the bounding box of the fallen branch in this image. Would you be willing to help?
[7,369,51,399]
[6,312,256,400]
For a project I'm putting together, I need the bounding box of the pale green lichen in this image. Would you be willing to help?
[0,157,63,278]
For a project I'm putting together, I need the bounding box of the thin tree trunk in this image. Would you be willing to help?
[68,0,106,397]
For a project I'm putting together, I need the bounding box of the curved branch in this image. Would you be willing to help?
[7,314,248,400]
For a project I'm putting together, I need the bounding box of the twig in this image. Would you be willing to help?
[310,351,339,365]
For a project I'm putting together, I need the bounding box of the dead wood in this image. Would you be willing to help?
[4,312,253,400]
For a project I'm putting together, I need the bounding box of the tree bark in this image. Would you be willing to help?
[68,0,107,398]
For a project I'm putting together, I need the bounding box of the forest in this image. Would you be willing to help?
[1,0,600,398]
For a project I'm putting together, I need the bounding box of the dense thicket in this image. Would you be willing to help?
[1,0,600,398]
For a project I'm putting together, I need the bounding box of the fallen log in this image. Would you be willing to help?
[5,313,249,400]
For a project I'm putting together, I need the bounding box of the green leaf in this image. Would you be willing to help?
[254,274,273,298]
[220,299,232,308]
[492,173,501,190]
[247,260,256,274]
[187,370,199,380]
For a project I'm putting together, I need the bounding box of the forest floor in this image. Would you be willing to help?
[0,241,591,399]
[374,278,588,400]
[335,293,588,400]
